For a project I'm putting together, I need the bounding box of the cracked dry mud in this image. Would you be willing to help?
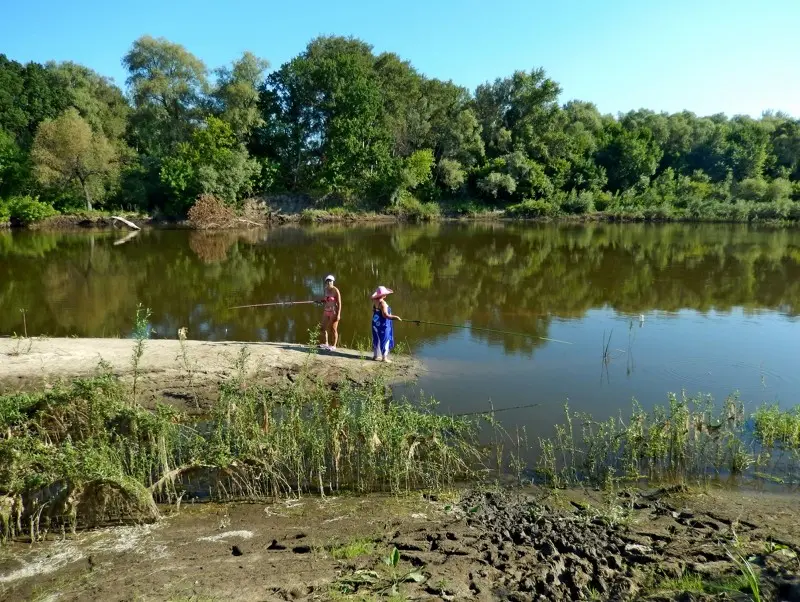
[1,486,799,601]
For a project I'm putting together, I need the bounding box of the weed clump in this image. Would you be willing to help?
[535,392,800,488]
[0,361,480,540]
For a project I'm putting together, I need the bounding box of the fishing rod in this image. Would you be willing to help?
[228,300,321,310]
[406,319,572,345]
[453,401,543,417]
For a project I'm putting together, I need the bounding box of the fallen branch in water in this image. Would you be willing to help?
[111,216,141,231]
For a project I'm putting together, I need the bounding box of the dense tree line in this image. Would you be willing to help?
[2,35,800,224]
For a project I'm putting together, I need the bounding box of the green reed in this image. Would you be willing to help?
[0,349,481,539]
[536,392,800,488]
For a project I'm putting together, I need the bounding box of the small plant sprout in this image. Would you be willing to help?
[130,303,152,404]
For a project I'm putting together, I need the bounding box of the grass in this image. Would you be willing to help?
[655,571,754,596]
[534,392,800,488]
[329,537,377,560]
[0,329,481,538]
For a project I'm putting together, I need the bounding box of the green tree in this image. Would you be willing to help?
[160,116,260,214]
[213,52,269,142]
[474,68,561,160]
[374,52,428,157]
[47,62,130,141]
[123,36,209,156]
[597,123,663,192]
[261,36,394,199]
[0,127,24,196]
[31,109,119,210]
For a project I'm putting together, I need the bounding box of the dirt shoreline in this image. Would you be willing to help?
[0,337,419,413]
[0,485,798,601]
[5,210,792,231]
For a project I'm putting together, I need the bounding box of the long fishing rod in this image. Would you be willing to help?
[453,401,543,417]
[228,300,321,310]
[406,319,572,345]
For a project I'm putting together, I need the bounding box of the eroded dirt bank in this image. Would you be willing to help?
[0,337,419,412]
[1,486,798,601]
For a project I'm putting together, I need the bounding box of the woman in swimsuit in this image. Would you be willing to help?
[371,286,402,362]
[320,274,341,350]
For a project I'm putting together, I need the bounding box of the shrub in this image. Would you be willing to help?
[187,193,236,229]
[731,200,754,222]
[477,171,517,200]
[388,190,440,221]
[736,178,768,202]
[593,191,613,211]
[764,178,793,202]
[437,158,466,192]
[751,199,792,221]
[789,202,800,222]
[559,190,595,215]
[642,204,674,221]
[5,195,57,225]
[505,198,558,218]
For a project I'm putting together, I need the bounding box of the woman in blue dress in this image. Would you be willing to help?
[371,286,402,362]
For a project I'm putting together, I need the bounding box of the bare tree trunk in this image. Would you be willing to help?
[78,176,93,211]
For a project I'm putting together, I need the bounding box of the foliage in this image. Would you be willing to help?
[535,392,800,488]
[123,36,208,157]
[3,39,800,221]
[0,366,481,535]
[160,116,260,214]
[31,108,118,211]
[212,52,269,142]
[2,194,57,225]
[390,190,441,221]
[505,198,558,218]
[436,158,467,192]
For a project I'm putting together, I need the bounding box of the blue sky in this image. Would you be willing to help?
[2,0,798,118]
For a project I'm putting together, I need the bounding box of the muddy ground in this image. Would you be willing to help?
[1,486,798,602]
[0,337,419,413]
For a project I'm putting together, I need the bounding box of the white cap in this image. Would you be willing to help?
[324,274,335,282]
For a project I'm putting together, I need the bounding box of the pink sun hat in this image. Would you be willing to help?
[370,286,393,299]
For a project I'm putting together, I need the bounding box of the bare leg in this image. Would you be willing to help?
[320,315,330,348]
[330,320,339,349]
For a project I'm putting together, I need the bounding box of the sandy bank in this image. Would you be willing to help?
[0,337,419,412]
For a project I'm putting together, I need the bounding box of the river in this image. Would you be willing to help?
[2,222,799,441]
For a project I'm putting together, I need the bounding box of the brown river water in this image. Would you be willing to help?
[2,222,799,442]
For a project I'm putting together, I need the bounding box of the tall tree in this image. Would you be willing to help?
[123,36,209,156]
[31,109,118,210]
[47,62,130,141]
[261,36,394,198]
[474,68,561,159]
[213,52,269,142]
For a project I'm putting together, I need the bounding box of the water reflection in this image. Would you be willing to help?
[2,223,800,430]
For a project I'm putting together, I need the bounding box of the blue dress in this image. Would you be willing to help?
[372,304,394,354]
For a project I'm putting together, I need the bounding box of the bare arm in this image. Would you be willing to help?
[334,287,341,321]
[380,300,401,321]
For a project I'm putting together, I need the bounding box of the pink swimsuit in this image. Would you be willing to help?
[323,294,338,317]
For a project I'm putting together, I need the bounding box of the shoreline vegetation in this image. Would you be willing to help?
[2,36,800,231]
[1,335,800,600]
[6,200,800,231]
[1,313,800,599]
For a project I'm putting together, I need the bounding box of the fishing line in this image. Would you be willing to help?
[228,300,320,310]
